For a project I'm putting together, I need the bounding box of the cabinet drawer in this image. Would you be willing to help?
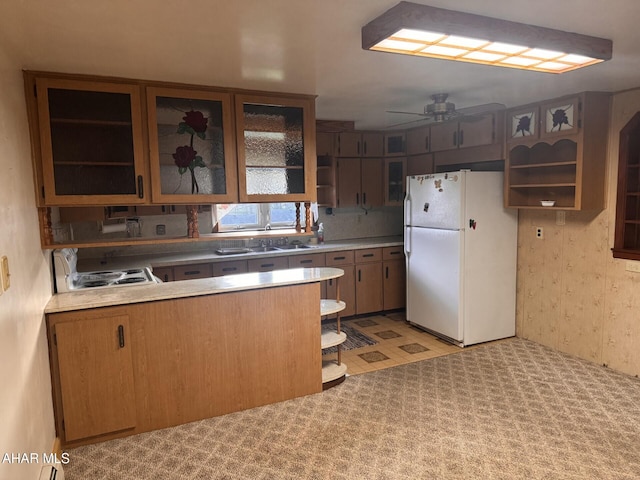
[288,253,325,268]
[173,263,212,280]
[247,256,289,272]
[355,248,382,263]
[212,260,248,277]
[383,246,405,260]
[325,250,355,266]
[152,266,174,283]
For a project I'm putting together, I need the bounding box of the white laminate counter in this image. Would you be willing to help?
[77,236,404,271]
[45,267,344,314]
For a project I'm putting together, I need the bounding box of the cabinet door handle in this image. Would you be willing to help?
[137,175,144,199]
[357,140,360,155]
[118,325,125,348]
[301,259,312,264]
[386,266,389,279]
[363,253,374,258]
[358,269,361,282]
[363,141,367,155]
[261,263,274,268]
[459,130,464,146]
[389,250,401,255]
[184,270,202,276]
[334,256,346,261]
[222,267,237,272]
[163,274,170,282]
[329,279,333,286]
[363,192,367,205]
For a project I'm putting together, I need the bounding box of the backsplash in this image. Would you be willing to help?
[75,205,403,260]
[317,206,403,241]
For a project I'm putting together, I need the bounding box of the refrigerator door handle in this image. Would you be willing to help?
[404,196,411,226]
[404,227,411,255]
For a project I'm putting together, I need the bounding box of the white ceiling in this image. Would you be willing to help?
[3,0,639,130]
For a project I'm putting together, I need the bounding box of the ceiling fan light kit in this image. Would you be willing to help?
[362,2,612,74]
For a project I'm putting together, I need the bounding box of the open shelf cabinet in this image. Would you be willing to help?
[320,288,347,388]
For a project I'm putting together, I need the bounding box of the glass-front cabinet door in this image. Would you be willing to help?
[540,96,580,139]
[507,106,538,144]
[235,94,316,203]
[146,87,237,203]
[35,78,147,205]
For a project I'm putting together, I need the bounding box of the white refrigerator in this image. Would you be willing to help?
[404,171,518,346]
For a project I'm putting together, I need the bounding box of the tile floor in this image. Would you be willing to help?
[322,310,464,375]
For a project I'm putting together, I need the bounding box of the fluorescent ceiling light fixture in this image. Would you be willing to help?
[362,2,612,74]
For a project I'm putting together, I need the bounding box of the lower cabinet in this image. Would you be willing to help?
[173,263,212,280]
[49,309,136,442]
[247,256,289,272]
[151,245,405,315]
[355,248,383,314]
[212,260,247,276]
[152,266,174,282]
[325,251,356,317]
[47,282,323,447]
[383,246,406,310]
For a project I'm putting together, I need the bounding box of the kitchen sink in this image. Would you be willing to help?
[274,244,314,250]
[214,248,252,255]
[249,246,280,253]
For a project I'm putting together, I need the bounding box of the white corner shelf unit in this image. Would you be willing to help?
[320,294,347,387]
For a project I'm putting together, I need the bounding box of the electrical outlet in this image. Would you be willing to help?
[0,256,9,291]
[535,227,544,239]
[626,261,640,273]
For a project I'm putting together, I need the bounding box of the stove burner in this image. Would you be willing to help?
[80,280,112,288]
[124,269,144,275]
[116,277,146,284]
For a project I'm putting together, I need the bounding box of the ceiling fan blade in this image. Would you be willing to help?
[385,117,433,129]
[386,110,429,117]
[457,102,506,115]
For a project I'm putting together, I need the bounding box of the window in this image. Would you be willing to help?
[613,112,640,260]
[215,203,297,231]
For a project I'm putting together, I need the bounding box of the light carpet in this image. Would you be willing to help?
[63,338,640,479]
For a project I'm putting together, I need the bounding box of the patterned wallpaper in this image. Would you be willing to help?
[516,89,640,377]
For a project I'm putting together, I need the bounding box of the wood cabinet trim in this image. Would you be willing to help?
[146,86,239,204]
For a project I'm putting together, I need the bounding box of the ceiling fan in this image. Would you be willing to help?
[386,93,505,128]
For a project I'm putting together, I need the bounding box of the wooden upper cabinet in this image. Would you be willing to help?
[316,132,335,156]
[430,113,496,152]
[336,158,383,208]
[406,125,431,155]
[505,92,610,210]
[362,132,384,157]
[335,132,383,157]
[33,77,147,205]
[384,157,407,206]
[146,87,238,204]
[235,93,317,203]
[384,132,406,156]
[507,96,581,146]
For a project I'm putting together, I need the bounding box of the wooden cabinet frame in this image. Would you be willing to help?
[235,93,317,203]
[32,76,148,206]
[146,87,238,204]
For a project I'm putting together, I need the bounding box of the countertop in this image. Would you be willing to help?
[78,235,404,271]
[45,267,344,314]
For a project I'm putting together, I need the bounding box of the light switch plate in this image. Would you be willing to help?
[0,256,9,291]
[626,261,640,273]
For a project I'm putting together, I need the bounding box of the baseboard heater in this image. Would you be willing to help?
[39,465,65,480]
